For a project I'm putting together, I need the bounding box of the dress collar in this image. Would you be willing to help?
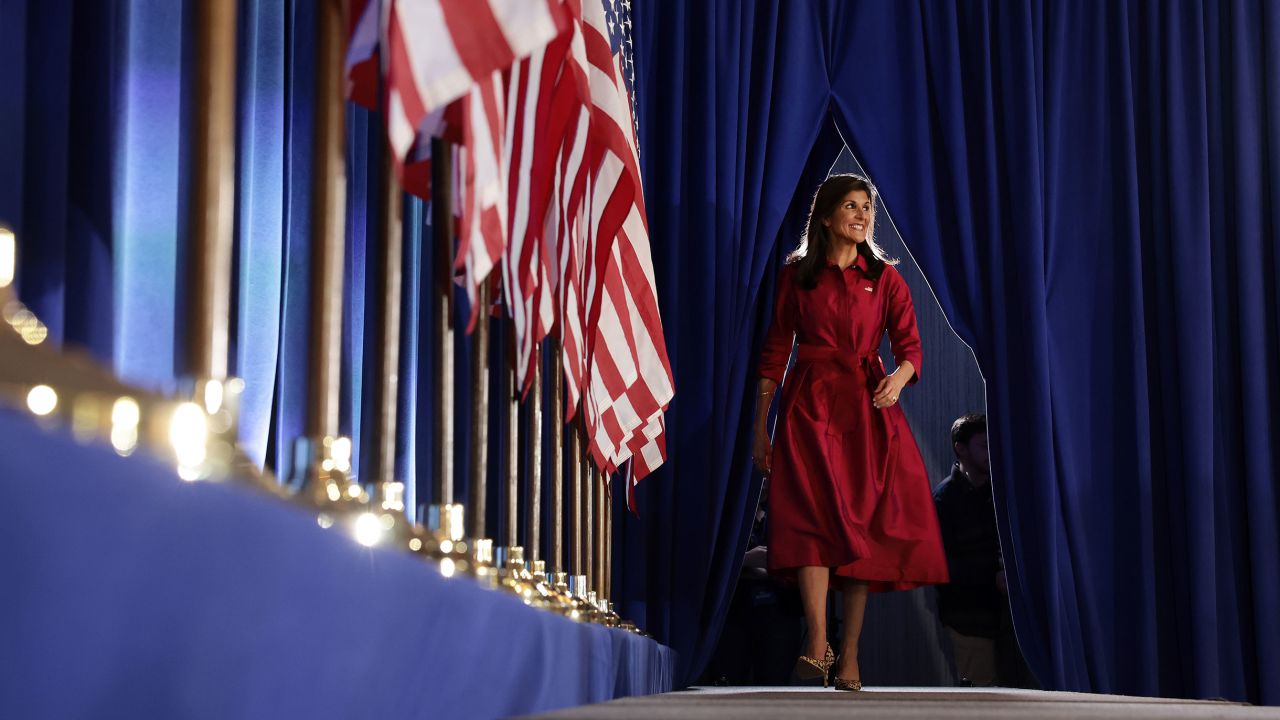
[825,253,870,273]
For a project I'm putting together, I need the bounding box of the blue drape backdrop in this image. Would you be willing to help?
[630,0,1280,704]
[4,0,1279,706]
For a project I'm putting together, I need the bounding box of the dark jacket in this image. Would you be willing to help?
[933,464,1004,638]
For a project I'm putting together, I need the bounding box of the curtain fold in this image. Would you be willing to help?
[232,0,288,469]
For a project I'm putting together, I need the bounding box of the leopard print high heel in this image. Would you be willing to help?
[833,676,862,692]
[790,644,834,687]
[832,654,862,691]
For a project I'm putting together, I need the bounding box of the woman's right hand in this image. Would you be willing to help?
[752,429,773,475]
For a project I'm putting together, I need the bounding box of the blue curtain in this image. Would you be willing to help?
[3,0,403,494]
[0,0,123,366]
[632,0,1280,703]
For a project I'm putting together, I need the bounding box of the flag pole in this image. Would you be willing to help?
[583,453,594,601]
[549,340,564,572]
[573,425,601,619]
[467,279,491,539]
[183,0,271,487]
[365,145,403,490]
[187,0,236,385]
[542,338,579,615]
[429,139,456,508]
[526,343,543,564]
[605,472,615,616]
[419,138,481,575]
[292,0,359,505]
[304,0,346,449]
[592,461,604,599]
[595,467,617,625]
[566,415,597,619]
[504,323,520,560]
[549,338,569,597]
[495,322,549,607]
[357,134,422,548]
[569,415,582,582]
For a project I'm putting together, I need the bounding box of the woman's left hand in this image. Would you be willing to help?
[872,369,910,409]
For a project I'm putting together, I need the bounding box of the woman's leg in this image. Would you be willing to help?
[835,578,869,680]
[796,566,830,660]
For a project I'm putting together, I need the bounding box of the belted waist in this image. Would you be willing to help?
[795,344,882,377]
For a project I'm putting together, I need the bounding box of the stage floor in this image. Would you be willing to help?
[526,686,1280,719]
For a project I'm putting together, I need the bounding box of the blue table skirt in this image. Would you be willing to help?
[0,409,674,719]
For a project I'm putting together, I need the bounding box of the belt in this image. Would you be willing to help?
[795,344,876,371]
[794,344,885,385]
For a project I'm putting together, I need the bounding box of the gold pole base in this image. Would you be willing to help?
[415,503,485,581]
[182,377,261,488]
[290,435,361,505]
[548,571,589,622]
[528,560,580,619]
[494,546,556,609]
[343,481,422,551]
[571,575,606,624]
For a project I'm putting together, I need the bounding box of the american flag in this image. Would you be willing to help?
[453,73,507,331]
[578,0,673,502]
[492,18,589,406]
[498,0,672,507]
[345,0,568,324]
[380,0,567,163]
[500,36,570,398]
[345,0,673,506]
[602,0,639,143]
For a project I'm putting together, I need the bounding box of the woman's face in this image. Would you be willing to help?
[823,189,873,244]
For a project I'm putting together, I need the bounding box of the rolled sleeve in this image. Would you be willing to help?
[884,267,923,383]
[758,265,798,385]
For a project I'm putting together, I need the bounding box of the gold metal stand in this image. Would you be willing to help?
[414,503,479,580]
[407,137,491,578]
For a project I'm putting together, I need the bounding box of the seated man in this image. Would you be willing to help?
[933,414,1034,687]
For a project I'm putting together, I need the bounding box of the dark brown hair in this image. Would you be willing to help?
[786,174,895,289]
[951,413,987,449]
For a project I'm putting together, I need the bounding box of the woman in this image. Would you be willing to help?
[752,174,948,691]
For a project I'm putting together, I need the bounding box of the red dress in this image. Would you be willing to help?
[759,256,949,592]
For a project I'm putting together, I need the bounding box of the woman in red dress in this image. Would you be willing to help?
[752,174,948,691]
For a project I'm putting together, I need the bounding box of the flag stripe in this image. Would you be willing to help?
[439,1,515,81]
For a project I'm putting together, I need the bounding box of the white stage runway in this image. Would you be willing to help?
[527,686,1280,719]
